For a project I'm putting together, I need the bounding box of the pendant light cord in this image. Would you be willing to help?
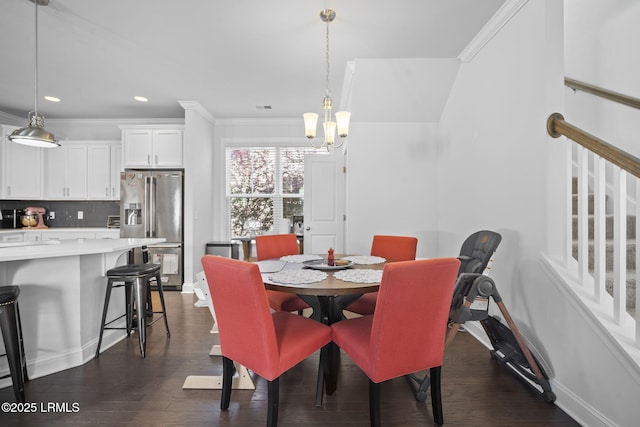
[33,0,39,116]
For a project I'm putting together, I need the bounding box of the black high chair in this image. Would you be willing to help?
[407,230,556,403]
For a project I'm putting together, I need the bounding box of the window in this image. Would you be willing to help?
[225,145,323,238]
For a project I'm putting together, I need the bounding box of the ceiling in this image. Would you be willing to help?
[0,0,505,121]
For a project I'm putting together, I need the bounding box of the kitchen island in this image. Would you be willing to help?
[0,238,164,388]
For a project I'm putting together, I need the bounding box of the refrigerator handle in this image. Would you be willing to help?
[144,176,151,237]
[150,176,157,237]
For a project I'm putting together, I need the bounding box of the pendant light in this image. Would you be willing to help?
[303,9,350,150]
[8,0,59,148]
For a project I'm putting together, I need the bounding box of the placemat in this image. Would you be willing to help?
[334,269,383,284]
[341,255,386,265]
[279,254,323,263]
[269,269,328,284]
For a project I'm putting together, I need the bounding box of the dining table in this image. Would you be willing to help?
[259,254,386,406]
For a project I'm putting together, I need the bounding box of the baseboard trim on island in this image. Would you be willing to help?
[0,237,165,390]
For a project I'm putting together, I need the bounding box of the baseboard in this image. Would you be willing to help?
[181,281,195,293]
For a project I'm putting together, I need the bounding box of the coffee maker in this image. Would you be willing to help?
[0,209,25,229]
[23,207,48,229]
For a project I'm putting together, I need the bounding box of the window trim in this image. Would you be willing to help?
[223,137,324,239]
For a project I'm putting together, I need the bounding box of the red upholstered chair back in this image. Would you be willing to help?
[255,234,300,261]
[367,258,459,383]
[201,255,279,379]
[370,235,418,262]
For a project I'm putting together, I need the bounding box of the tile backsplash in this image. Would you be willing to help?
[0,200,119,228]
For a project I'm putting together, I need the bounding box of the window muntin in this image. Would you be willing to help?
[226,145,322,238]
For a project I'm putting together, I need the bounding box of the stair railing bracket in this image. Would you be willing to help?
[547,113,564,138]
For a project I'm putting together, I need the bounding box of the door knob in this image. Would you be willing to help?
[306,226,311,231]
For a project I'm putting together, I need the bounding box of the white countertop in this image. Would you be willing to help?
[0,227,119,234]
[0,237,164,262]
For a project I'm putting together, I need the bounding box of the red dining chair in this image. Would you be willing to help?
[201,255,332,427]
[255,234,311,313]
[331,258,460,426]
[344,235,418,316]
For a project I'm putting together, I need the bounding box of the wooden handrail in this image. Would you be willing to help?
[547,113,640,179]
[565,77,640,110]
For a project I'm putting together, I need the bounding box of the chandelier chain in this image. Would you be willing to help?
[325,15,330,98]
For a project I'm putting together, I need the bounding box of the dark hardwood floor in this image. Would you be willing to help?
[0,292,579,426]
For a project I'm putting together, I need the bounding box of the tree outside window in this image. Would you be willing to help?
[227,146,319,238]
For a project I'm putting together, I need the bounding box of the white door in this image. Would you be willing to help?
[303,153,345,254]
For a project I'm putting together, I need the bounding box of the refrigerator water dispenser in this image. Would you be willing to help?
[125,203,141,225]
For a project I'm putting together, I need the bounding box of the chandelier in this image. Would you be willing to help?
[8,0,59,148]
[303,9,350,149]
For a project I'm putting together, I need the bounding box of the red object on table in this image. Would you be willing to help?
[327,248,335,266]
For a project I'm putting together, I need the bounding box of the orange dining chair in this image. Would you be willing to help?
[255,234,310,313]
[344,235,418,316]
[201,255,332,427]
[331,258,460,426]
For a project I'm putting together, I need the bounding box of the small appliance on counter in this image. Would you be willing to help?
[0,209,25,229]
[107,215,120,229]
[22,207,48,229]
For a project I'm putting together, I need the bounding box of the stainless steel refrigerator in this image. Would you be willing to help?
[120,169,184,290]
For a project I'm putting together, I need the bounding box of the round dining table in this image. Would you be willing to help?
[260,255,385,406]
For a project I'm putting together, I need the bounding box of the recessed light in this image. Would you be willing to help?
[44,96,60,102]
[134,96,148,102]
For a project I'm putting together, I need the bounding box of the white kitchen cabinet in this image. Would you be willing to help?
[2,125,44,200]
[111,144,122,199]
[45,144,88,199]
[87,144,111,199]
[23,231,41,242]
[87,142,121,200]
[121,126,183,168]
[0,232,24,243]
[40,230,96,240]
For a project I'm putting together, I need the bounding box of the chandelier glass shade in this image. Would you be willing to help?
[304,9,350,149]
[8,0,59,148]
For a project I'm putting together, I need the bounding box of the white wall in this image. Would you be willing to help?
[181,102,215,290]
[439,1,640,426]
[564,0,640,159]
[345,121,439,259]
[350,58,460,122]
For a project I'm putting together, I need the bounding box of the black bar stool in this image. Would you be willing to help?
[95,248,170,358]
[0,286,28,402]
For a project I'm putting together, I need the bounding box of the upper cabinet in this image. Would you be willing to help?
[1,125,44,200]
[121,126,183,168]
[110,144,122,200]
[44,144,88,199]
[87,142,121,200]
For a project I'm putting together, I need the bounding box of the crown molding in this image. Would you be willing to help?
[0,110,24,126]
[458,0,529,63]
[49,118,185,127]
[214,118,301,127]
[178,100,216,124]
